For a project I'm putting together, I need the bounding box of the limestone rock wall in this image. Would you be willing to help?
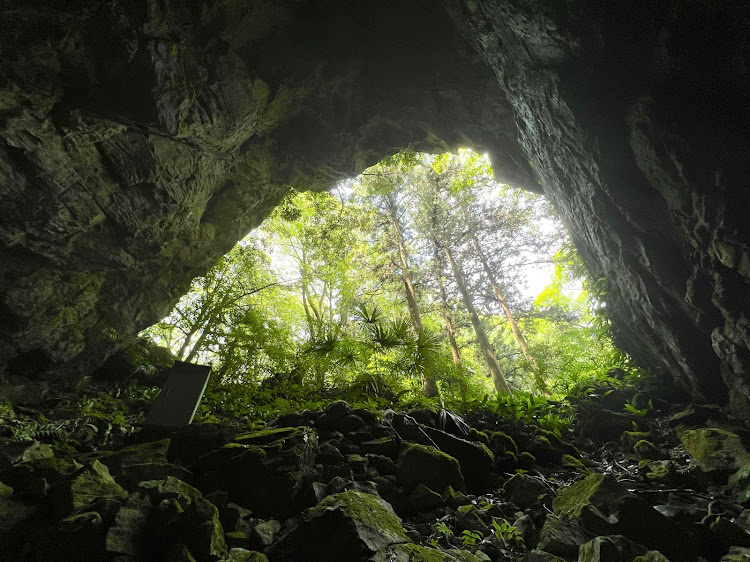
[1,0,749,417]
[445,0,750,414]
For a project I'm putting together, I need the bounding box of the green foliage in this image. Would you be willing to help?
[460,529,483,546]
[139,148,637,417]
[492,518,524,546]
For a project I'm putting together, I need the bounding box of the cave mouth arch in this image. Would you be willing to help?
[140,148,595,396]
[0,0,748,417]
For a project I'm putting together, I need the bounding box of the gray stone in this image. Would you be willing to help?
[552,473,697,562]
[268,490,408,560]
[373,543,483,561]
[537,515,594,557]
[397,443,465,494]
[503,473,551,508]
[578,535,648,562]
[105,492,152,556]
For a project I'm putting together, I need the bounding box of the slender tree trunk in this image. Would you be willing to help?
[386,193,438,398]
[470,235,549,393]
[387,195,423,334]
[444,243,511,395]
[432,240,461,366]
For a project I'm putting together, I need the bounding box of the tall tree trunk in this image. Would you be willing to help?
[386,193,438,398]
[444,243,511,395]
[471,235,549,394]
[432,240,461,366]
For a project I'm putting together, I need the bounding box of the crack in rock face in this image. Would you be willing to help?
[1,1,749,417]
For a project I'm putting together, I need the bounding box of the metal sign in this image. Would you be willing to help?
[145,361,211,428]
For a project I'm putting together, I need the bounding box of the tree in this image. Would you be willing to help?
[143,240,296,383]
[355,156,440,397]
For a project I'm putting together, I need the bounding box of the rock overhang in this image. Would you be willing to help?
[1,0,749,417]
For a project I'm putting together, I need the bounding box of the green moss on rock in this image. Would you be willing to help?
[373,542,483,561]
[680,427,750,471]
[552,473,606,519]
[397,443,465,493]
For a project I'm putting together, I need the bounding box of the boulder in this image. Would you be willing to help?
[576,401,634,443]
[194,426,318,517]
[524,551,568,562]
[373,543,483,561]
[0,455,82,495]
[455,504,490,533]
[633,553,672,562]
[79,438,171,473]
[52,460,128,517]
[409,483,443,512]
[105,492,152,557]
[225,549,269,562]
[0,496,40,551]
[0,379,48,405]
[503,473,552,509]
[250,518,281,548]
[397,443,465,493]
[166,496,227,560]
[36,511,105,561]
[442,485,471,508]
[360,438,399,459]
[394,417,494,492]
[316,442,345,464]
[268,490,409,561]
[680,427,750,472]
[536,515,594,557]
[366,453,396,476]
[722,546,750,561]
[0,440,54,470]
[578,535,648,562]
[552,473,697,562]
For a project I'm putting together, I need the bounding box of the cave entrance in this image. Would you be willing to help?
[141,149,624,411]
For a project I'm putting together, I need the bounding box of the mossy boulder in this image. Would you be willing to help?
[409,483,444,512]
[52,460,128,518]
[576,401,633,443]
[442,485,471,508]
[397,443,465,493]
[360,437,399,459]
[225,549,269,561]
[193,426,318,517]
[537,515,594,557]
[79,439,171,474]
[0,455,82,495]
[621,431,651,449]
[373,543,483,561]
[633,440,666,460]
[455,504,489,533]
[553,473,697,562]
[525,551,568,562]
[680,427,750,472]
[394,419,494,491]
[166,496,227,560]
[268,490,408,560]
[503,473,552,508]
[0,440,54,470]
[632,552,672,562]
[105,492,152,557]
[36,511,105,561]
[578,535,648,562]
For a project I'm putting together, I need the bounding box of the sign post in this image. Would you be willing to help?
[145,361,211,428]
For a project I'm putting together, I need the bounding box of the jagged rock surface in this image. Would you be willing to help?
[1,1,749,416]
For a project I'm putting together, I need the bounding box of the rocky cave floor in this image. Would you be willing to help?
[2,373,750,561]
